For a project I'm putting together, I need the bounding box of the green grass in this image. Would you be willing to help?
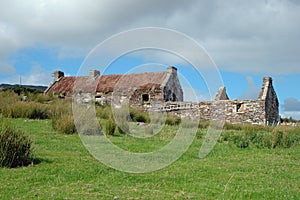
[0,119,299,199]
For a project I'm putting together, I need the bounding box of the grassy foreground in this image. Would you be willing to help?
[0,119,299,199]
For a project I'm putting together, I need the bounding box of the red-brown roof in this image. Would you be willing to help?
[46,71,166,94]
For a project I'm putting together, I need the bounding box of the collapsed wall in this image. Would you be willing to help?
[157,77,280,125]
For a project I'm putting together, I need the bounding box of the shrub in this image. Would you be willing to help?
[105,118,116,136]
[52,114,77,134]
[224,123,243,131]
[272,130,284,148]
[0,120,32,168]
[96,105,113,119]
[230,134,249,148]
[198,119,210,129]
[165,114,181,126]
[117,122,129,134]
[219,131,232,142]
[263,133,273,148]
[129,108,150,123]
[27,103,49,119]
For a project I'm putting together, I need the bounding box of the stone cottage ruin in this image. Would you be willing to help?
[45,67,279,125]
[159,76,279,125]
[44,66,183,106]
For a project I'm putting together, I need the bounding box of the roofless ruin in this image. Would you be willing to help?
[45,67,279,125]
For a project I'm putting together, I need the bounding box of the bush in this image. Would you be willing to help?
[0,91,72,120]
[129,108,150,123]
[198,119,210,129]
[0,120,32,168]
[233,135,250,148]
[105,118,116,136]
[219,125,300,149]
[96,105,113,119]
[165,114,181,126]
[117,122,129,134]
[224,123,243,131]
[52,114,77,134]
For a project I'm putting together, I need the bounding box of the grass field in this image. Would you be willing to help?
[0,118,299,199]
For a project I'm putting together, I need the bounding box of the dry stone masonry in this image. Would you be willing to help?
[45,67,280,125]
[153,77,280,125]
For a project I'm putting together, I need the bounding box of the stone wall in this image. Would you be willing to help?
[258,77,280,125]
[156,100,266,124]
[162,67,183,102]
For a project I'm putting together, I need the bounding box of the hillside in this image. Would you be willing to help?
[0,83,47,93]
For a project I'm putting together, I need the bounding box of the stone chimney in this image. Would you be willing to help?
[258,77,273,100]
[167,66,177,74]
[89,70,100,79]
[54,70,64,81]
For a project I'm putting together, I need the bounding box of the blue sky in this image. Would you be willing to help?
[0,0,300,119]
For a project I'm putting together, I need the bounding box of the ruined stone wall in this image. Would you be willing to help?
[95,88,165,107]
[258,77,279,125]
[129,88,164,107]
[162,67,183,102]
[159,100,266,124]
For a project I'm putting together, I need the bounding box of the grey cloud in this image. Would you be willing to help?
[0,62,16,75]
[21,65,52,86]
[281,111,300,120]
[282,98,300,111]
[0,0,300,74]
[239,77,260,100]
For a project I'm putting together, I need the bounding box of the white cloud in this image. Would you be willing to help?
[0,0,300,74]
[281,111,300,120]
[183,86,211,102]
[22,65,52,86]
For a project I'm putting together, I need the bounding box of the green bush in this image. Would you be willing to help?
[0,91,72,120]
[96,105,113,119]
[233,135,250,148]
[117,122,129,134]
[105,118,116,136]
[129,108,150,123]
[0,120,32,168]
[219,125,300,149]
[224,123,243,131]
[198,119,210,129]
[165,114,181,126]
[52,114,77,134]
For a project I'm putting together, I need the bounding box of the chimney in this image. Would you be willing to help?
[167,66,177,74]
[89,70,100,79]
[54,70,64,81]
[258,77,273,100]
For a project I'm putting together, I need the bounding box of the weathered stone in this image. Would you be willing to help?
[151,76,280,125]
[215,86,229,100]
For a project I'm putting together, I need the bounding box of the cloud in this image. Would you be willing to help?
[282,98,300,111]
[0,0,300,74]
[0,62,16,75]
[20,65,52,86]
[183,87,211,102]
[281,111,300,120]
[239,77,260,100]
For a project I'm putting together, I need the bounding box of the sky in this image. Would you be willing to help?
[0,0,300,119]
